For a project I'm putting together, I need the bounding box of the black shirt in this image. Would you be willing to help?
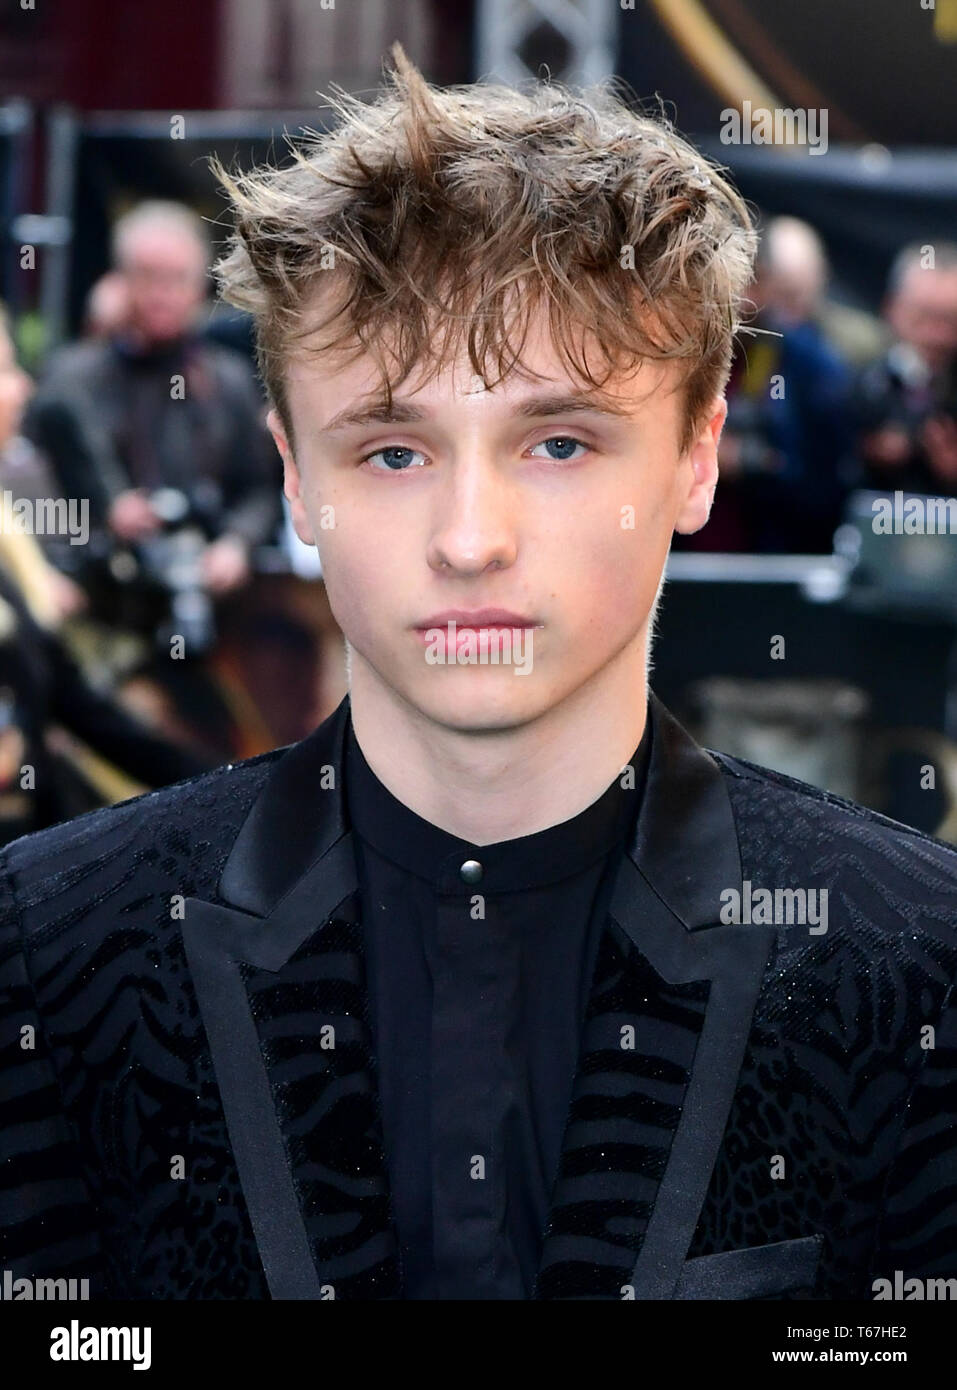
[343,712,651,1299]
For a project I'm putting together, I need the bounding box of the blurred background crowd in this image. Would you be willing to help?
[1,0,957,842]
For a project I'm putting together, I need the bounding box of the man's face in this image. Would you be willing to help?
[887,266,957,373]
[270,304,723,735]
[119,227,208,346]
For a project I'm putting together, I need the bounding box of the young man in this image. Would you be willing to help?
[1,46,955,1302]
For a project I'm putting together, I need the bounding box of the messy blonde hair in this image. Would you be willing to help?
[212,43,757,451]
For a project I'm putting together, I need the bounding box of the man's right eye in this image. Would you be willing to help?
[360,445,428,471]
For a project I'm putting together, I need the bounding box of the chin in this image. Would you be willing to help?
[404,674,560,734]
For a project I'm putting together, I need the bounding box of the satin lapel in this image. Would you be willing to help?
[535,693,775,1300]
[181,696,401,1300]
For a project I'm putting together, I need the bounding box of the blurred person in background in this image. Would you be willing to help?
[756,216,886,369]
[22,200,283,757]
[675,215,853,554]
[0,515,214,846]
[0,303,90,592]
[852,242,957,494]
[24,199,281,617]
[0,310,212,845]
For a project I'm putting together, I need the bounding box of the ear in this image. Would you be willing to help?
[674,397,727,536]
[267,407,316,547]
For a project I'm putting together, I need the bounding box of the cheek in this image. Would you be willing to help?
[311,527,372,637]
[305,494,408,641]
[557,497,670,631]
[574,539,660,645]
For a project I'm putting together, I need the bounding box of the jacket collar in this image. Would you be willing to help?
[214,687,740,939]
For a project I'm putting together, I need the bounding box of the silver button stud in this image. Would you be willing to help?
[459,859,484,884]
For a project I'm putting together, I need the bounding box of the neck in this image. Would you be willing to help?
[347,637,649,845]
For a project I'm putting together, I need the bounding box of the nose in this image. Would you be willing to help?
[426,455,518,577]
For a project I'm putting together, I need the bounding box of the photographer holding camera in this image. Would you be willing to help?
[853,241,957,492]
[23,200,281,652]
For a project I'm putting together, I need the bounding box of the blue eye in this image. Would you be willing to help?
[360,436,589,469]
[361,445,427,471]
[528,436,589,461]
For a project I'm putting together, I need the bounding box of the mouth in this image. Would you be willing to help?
[413,608,540,631]
[413,609,542,659]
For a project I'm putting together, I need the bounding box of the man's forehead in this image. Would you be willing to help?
[284,331,677,432]
[286,275,680,409]
[288,365,678,437]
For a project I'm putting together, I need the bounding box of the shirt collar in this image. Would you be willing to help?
[344,707,651,896]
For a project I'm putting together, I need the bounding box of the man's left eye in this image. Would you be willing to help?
[528,436,589,462]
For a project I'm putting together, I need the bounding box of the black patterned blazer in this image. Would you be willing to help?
[2,691,956,1300]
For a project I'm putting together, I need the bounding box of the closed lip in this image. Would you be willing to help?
[414,608,540,629]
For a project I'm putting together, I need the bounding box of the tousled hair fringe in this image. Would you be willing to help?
[212,42,758,451]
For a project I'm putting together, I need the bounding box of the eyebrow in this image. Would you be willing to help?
[318,390,635,434]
